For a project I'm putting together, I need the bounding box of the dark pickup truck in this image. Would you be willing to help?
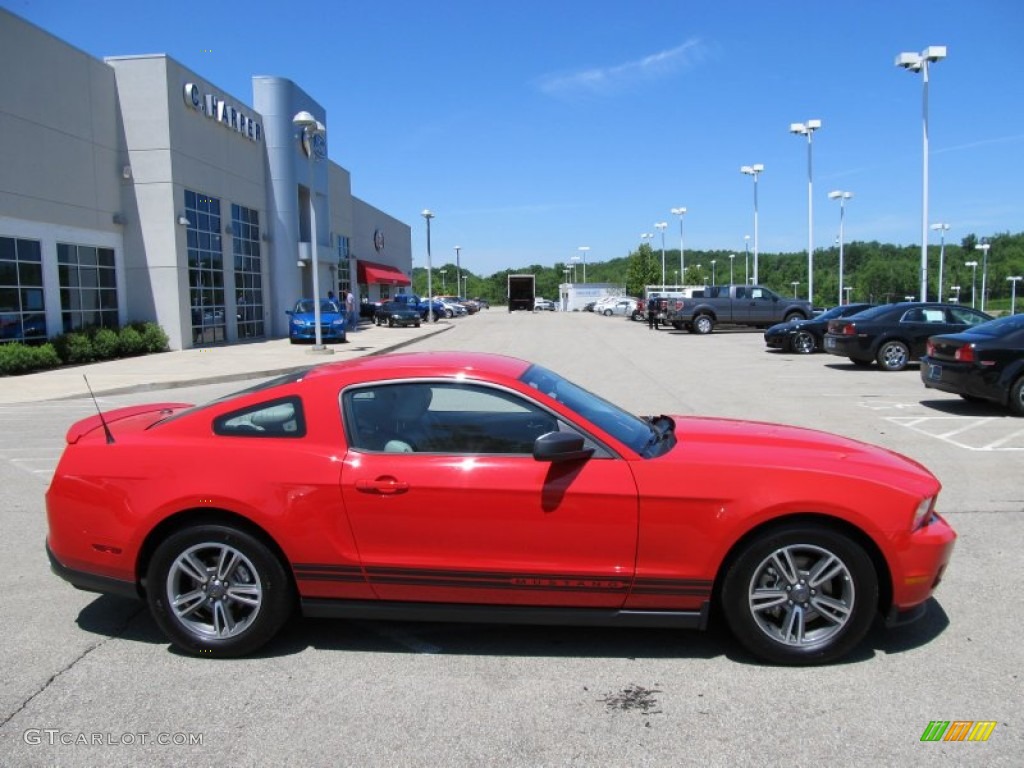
[666,284,813,334]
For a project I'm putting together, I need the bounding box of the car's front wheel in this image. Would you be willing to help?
[876,340,910,371]
[146,524,293,657]
[791,330,816,354]
[720,524,877,665]
[1009,375,1024,416]
[693,315,714,334]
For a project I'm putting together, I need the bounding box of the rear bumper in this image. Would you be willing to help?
[46,540,140,600]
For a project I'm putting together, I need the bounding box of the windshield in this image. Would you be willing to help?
[519,364,668,456]
[968,313,1024,336]
[295,300,340,314]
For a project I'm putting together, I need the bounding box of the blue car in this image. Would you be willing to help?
[286,299,347,344]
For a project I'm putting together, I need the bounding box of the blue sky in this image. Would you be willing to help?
[9,0,1024,276]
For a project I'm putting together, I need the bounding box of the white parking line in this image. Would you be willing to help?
[886,415,1024,451]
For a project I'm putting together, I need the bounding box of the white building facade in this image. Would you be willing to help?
[0,9,411,350]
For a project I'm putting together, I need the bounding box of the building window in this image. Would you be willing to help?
[232,203,264,339]
[57,243,118,334]
[337,237,351,296]
[185,189,225,344]
[0,236,45,343]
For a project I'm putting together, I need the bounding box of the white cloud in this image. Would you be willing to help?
[537,39,706,96]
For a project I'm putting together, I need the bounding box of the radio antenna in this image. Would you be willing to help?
[83,375,115,444]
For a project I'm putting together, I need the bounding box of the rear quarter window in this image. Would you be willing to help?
[213,396,306,438]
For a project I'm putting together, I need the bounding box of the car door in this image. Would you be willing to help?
[339,381,639,608]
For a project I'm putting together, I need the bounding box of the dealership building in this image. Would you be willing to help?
[0,8,412,350]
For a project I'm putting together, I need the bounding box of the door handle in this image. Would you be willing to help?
[355,477,410,495]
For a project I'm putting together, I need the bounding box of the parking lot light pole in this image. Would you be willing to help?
[293,111,329,352]
[421,210,435,322]
[950,285,960,303]
[965,261,978,308]
[1008,277,1022,314]
[975,242,990,312]
[741,165,764,284]
[577,246,590,283]
[654,223,668,288]
[744,235,750,284]
[711,259,717,285]
[440,269,447,293]
[828,190,853,307]
[454,246,461,295]
[671,207,687,280]
[895,45,946,301]
[790,120,822,303]
[729,254,735,284]
[930,223,950,301]
[792,281,799,298]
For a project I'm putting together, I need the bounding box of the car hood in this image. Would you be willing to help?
[665,415,938,495]
[293,311,344,322]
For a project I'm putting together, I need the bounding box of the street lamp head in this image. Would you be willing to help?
[789,122,806,135]
[292,110,317,128]
[828,190,853,201]
[421,209,434,220]
[923,45,947,62]
[671,207,687,216]
[654,222,667,231]
[975,243,990,253]
[1008,276,1023,282]
[965,261,978,268]
[895,51,923,71]
[930,222,950,232]
[741,164,764,176]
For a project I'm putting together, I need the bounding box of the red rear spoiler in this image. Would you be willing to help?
[66,403,191,444]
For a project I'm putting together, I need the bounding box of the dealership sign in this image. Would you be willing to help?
[183,83,262,142]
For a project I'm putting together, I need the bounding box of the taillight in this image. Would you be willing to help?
[926,340,936,356]
[954,344,975,362]
[841,323,857,336]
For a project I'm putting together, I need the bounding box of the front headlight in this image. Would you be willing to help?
[291,318,304,328]
[912,496,936,530]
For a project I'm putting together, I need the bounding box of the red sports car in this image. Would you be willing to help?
[46,352,955,664]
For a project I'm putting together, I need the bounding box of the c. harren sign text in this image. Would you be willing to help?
[183,82,262,142]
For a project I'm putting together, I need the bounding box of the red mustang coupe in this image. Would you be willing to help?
[46,352,955,664]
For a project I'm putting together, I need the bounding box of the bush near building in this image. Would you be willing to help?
[0,322,169,376]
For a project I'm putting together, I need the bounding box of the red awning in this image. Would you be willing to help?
[357,260,411,286]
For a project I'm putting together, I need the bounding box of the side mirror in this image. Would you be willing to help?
[533,431,594,463]
[285,310,294,316]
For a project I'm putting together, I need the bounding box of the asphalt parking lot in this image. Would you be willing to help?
[1,310,1020,766]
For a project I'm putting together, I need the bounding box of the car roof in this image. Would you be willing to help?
[302,351,532,384]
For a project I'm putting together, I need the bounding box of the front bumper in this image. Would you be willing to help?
[887,512,956,617]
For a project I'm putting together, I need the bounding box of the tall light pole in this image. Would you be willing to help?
[671,207,687,281]
[1008,276,1022,314]
[654,222,668,287]
[965,260,978,308]
[729,254,735,284]
[293,111,329,352]
[744,235,750,284]
[790,120,822,303]
[577,246,590,283]
[454,246,462,296]
[741,165,764,284]
[439,268,447,293]
[929,223,950,302]
[828,190,853,306]
[711,259,717,285]
[421,210,435,322]
[791,281,800,298]
[844,286,853,304]
[950,285,961,304]
[896,45,947,301]
[975,241,991,312]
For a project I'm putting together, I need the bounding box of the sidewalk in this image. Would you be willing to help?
[0,321,453,404]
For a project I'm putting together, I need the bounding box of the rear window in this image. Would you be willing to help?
[213,396,306,438]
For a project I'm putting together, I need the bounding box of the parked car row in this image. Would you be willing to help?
[763,301,1023,416]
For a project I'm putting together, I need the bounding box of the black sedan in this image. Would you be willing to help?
[373,301,421,328]
[764,303,874,354]
[824,302,992,371]
[920,313,1024,415]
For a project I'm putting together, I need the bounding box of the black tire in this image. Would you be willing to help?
[693,314,715,335]
[388,317,395,327]
[791,330,816,355]
[783,312,804,324]
[146,524,293,658]
[603,309,613,316]
[414,321,421,328]
[876,340,910,371]
[720,523,877,665]
[1009,376,1024,416]
[445,308,454,318]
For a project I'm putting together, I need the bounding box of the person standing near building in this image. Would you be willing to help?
[345,290,356,331]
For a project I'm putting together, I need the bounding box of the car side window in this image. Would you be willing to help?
[948,307,988,326]
[213,396,305,438]
[344,382,564,455]
[902,308,925,322]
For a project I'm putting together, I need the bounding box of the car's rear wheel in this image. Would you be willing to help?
[445,308,454,318]
[1009,376,1024,416]
[876,340,910,371]
[694,314,714,334]
[147,524,293,658]
[791,330,816,354]
[388,317,395,327]
[721,524,877,665]
[603,309,613,316]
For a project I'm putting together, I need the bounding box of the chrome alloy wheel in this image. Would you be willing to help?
[747,544,854,647]
[791,330,816,354]
[166,543,263,640]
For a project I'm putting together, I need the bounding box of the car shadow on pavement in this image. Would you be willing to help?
[919,398,1011,417]
[73,594,950,665]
